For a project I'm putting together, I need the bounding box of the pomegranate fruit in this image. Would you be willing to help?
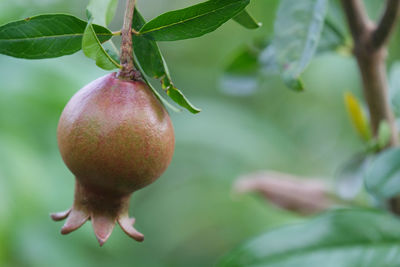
[51,73,175,245]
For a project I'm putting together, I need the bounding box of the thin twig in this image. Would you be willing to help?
[340,0,400,213]
[372,0,400,49]
[340,0,370,42]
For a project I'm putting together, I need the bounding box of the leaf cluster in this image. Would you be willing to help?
[0,0,259,113]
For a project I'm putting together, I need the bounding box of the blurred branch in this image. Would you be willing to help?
[234,171,334,215]
[340,0,400,213]
[340,0,370,42]
[372,0,400,49]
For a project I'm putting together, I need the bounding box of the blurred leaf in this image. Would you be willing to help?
[0,14,112,59]
[220,45,260,95]
[272,0,328,91]
[365,148,400,199]
[218,209,400,267]
[335,155,368,200]
[87,0,118,26]
[139,0,250,41]
[317,0,349,55]
[344,92,372,142]
[317,17,348,54]
[389,62,400,117]
[82,14,121,70]
[233,10,261,29]
[377,120,391,149]
[259,44,279,74]
[133,9,200,113]
[225,46,260,75]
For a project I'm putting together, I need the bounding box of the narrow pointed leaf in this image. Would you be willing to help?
[133,9,200,113]
[87,0,118,26]
[132,43,181,113]
[139,0,250,41]
[0,14,112,59]
[233,10,261,29]
[344,92,371,142]
[82,17,121,70]
[166,86,201,114]
[143,76,182,113]
[272,0,328,91]
[218,209,400,267]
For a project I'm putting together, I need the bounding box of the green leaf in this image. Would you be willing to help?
[132,50,181,113]
[221,45,261,95]
[318,17,348,54]
[377,121,391,149]
[0,14,112,59]
[139,0,250,41]
[225,45,260,75]
[103,41,120,63]
[272,0,328,91]
[335,155,368,200]
[218,209,400,267]
[166,86,201,114]
[132,9,167,79]
[365,148,400,199]
[233,9,261,29]
[87,0,118,26]
[317,0,349,55]
[82,15,121,70]
[259,44,279,74]
[142,76,182,114]
[132,9,201,114]
[389,62,400,117]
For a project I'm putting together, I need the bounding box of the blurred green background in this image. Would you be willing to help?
[0,0,394,266]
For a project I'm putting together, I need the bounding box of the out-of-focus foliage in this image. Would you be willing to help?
[344,92,371,142]
[218,209,400,267]
[0,0,397,266]
[272,0,328,91]
[365,148,400,200]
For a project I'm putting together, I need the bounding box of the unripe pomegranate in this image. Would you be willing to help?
[51,73,175,245]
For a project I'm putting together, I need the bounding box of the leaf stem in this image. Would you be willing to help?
[132,28,140,35]
[117,0,141,80]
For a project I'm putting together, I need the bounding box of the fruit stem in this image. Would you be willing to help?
[118,0,141,81]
